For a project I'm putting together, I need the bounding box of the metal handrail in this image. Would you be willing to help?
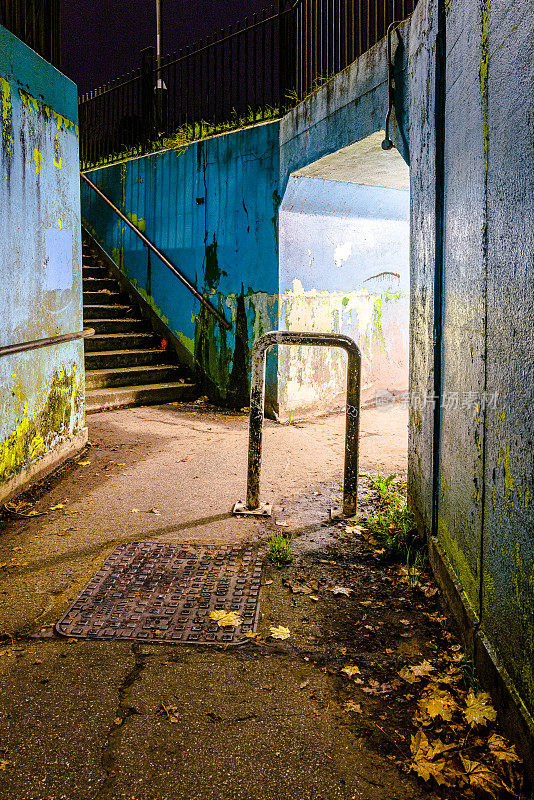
[81,174,232,331]
[0,329,95,358]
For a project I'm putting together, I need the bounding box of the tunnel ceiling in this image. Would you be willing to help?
[293,132,409,191]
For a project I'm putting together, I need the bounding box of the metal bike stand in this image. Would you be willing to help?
[233,331,362,519]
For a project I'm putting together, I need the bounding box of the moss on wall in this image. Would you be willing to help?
[0,366,82,486]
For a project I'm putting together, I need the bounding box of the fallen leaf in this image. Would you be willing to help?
[0,759,8,770]
[149,508,161,515]
[487,733,521,763]
[411,660,435,678]
[269,625,290,640]
[331,586,351,596]
[290,583,312,594]
[343,700,362,713]
[409,730,448,785]
[264,580,273,585]
[117,462,126,466]
[341,665,361,678]
[299,679,310,689]
[309,595,319,601]
[419,689,457,721]
[209,610,242,627]
[460,755,504,797]
[159,702,179,723]
[114,717,123,725]
[77,460,91,466]
[464,690,497,727]
[49,503,65,510]
[244,631,258,639]
[131,508,139,513]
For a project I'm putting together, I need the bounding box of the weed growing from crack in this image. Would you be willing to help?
[267,530,293,565]
[460,650,479,691]
[365,473,425,567]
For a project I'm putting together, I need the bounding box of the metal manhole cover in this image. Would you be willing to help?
[55,542,263,645]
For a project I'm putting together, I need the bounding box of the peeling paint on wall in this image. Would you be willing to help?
[279,175,410,417]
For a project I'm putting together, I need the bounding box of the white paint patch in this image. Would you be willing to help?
[334,241,352,268]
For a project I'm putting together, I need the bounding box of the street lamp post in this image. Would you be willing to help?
[155,0,167,132]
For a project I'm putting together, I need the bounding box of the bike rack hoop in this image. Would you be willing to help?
[235,330,362,518]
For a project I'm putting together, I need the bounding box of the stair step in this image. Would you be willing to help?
[88,318,148,334]
[85,332,158,352]
[82,265,107,278]
[85,381,197,413]
[83,290,125,305]
[85,364,185,390]
[83,277,118,292]
[84,304,135,320]
[85,348,170,369]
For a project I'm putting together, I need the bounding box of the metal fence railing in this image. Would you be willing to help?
[0,0,61,67]
[79,0,417,169]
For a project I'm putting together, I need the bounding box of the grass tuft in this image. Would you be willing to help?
[267,530,293,565]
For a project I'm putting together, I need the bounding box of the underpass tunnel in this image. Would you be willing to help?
[278,131,410,421]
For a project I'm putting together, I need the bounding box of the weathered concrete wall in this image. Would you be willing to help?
[82,122,280,413]
[406,0,534,765]
[279,175,409,417]
[280,0,534,765]
[0,26,85,504]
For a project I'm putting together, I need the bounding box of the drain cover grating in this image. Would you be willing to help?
[55,542,263,645]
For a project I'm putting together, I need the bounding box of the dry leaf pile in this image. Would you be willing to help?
[401,661,525,798]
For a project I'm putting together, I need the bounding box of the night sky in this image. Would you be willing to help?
[61,0,269,94]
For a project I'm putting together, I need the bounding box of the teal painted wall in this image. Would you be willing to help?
[82,122,281,413]
[0,26,84,496]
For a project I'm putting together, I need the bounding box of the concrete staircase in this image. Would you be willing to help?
[82,234,197,413]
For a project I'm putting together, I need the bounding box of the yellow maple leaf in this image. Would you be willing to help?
[419,689,457,721]
[209,610,242,627]
[464,690,497,727]
[49,503,64,510]
[269,625,290,640]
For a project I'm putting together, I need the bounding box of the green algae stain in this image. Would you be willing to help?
[53,136,62,169]
[204,236,225,291]
[437,513,480,616]
[111,246,124,271]
[33,148,43,176]
[0,366,81,486]
[127,212,146,233]
[127,277,169,326]
[0,76,14,156]
[503,444,515,499]
[176,332,195,354]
